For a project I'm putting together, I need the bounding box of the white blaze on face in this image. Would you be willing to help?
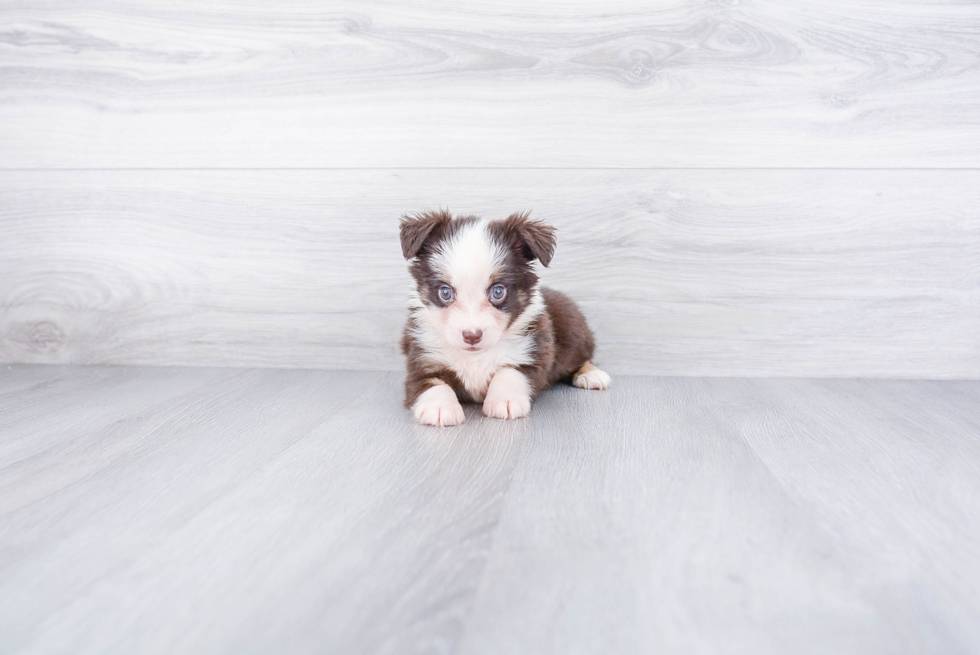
[430,220,509,352]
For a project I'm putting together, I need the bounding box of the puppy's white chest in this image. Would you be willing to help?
[449,354,503,401]
[430,336,534,401]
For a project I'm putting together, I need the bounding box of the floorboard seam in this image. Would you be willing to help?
[446,419,531,655]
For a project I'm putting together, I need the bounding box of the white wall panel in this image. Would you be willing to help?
[0,0,978,168]
[2,169,977,377]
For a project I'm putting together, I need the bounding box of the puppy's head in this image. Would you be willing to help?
[401,209,556,353]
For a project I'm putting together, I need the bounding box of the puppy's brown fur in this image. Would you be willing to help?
[400,210,609,423]
[401,287,596,407]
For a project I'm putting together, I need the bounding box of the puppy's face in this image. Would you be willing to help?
[401,211,556,354]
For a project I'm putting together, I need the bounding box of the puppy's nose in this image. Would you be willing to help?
[462,329,483,345]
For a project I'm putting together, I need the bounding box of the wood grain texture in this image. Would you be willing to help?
[1,169,977,377]
[1,365,979,653]
[1,0,979,168]
[0,365,527,654]
[722,378,980,652]
[457,375,980,654]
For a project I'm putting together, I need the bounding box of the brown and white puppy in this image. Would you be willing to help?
[399,209,610,427]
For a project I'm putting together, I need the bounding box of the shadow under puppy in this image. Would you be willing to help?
[400,209,610,427]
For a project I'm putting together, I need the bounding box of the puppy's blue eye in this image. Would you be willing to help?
[489,284,506,302]
[438,285,454,302]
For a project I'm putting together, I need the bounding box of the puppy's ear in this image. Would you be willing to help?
[400,210,452,259]
[502,211,557,267]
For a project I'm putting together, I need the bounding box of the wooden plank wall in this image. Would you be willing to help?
[1,0,978,377]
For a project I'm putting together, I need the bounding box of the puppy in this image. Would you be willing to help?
[399,209,611,427]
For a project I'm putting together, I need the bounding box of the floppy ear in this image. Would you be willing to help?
[502,211,557,267]
[399,210,453,259]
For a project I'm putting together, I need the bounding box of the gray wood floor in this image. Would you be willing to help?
[2,364,978,654]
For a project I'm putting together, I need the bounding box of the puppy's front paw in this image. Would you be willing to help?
[482,368,532,420]
[413,384,465,427]
[573,362,611,390]
[483,395,531,420]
